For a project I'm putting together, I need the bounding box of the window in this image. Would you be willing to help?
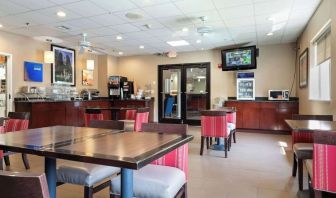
[309,20,331,101]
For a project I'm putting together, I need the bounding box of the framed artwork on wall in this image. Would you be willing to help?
[82,69,93,86]
[51,44,76,86]
[299,48,308,88]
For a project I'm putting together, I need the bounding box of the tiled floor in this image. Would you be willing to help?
[3,126,304,198]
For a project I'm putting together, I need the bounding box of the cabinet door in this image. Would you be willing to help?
[277,102,298,131]
[225,101,244,128]
[242,102,260,129]
[259,103,278,130]
[32,103,66,128]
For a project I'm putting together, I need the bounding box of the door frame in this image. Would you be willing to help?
[158,62,211,125]
[0,52,13,114]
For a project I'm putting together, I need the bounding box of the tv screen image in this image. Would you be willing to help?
[226,49,252,66]
[221,46,257,71]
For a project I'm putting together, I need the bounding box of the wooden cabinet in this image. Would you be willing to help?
[15,99,155,128]
[225,100,298,132]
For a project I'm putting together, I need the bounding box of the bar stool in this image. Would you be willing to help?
[200,110,231,158]
[291,114,333,191]
[84,109,104,127]
[110,123,188,198]
[302,131,336,198]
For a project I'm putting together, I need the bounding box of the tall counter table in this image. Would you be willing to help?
[225,98,299,134]
[14,98,154,128]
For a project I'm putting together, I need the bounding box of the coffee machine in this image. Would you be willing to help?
[122,81,134,99]
[108,76,127,99]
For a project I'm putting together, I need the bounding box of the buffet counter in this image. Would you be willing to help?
[15,98,154,128]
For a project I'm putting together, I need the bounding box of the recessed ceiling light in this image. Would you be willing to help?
[268,17,275,21]
[267,32,274,36]
[118,51,123,55]
[167,40,190,47]
[139,45,144,49]
[201,48,204,50]
[57,11,66,17]
[56,25,71,31]
[182,27,189,32]
[116,35,123,40]
[196,39,202,44]
[0,24,3,28]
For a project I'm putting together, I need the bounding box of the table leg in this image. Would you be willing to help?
[45,157,56,198]
[121,168,133,198]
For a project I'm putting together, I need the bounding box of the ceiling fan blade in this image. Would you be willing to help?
[79,46,85,54]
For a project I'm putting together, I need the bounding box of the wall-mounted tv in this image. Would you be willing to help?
[221,45,257,71]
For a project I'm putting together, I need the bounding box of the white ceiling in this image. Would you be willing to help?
[0,0,320,56]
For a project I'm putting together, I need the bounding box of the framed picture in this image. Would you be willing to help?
[51,44,76,86]
[299,48,308,88]
[24,61,43,82]
[82,69,94,86]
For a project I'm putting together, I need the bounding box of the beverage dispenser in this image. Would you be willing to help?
[108,76,127,99]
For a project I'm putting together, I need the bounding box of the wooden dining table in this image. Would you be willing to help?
[285,119,336,132]
[0,125,193,198]
[86,107,135,120]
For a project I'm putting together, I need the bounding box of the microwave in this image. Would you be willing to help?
[268,90,289,100]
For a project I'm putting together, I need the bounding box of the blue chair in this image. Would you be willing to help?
[164,96,175,117]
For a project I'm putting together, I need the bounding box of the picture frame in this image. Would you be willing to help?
[299,48,308,88]
[51,44,76,86]
[82,69,94,86]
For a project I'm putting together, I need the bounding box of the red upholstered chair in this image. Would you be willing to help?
[110,123,188,198]
[84,109,104,127]
[200,110,231,158]
[291,114,333,191]
[125,109,137,120]
[133,108,150,132]
[0,112,30,170]
[303,131,336,198]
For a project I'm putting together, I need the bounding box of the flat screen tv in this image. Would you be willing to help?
[221,46,257,71]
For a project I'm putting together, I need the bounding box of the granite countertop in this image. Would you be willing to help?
[14,97,154,103]
[226,97,299,103]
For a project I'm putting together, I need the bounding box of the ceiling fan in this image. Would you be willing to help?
[78,33,106,55]
[196,16,213,36]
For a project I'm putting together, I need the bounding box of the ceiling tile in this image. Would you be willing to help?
[48,0,82,4]
[185,11,222,23]
[89,13,127,26]
[10,0,56,10]
[89,0,137,12]
[36,6,82,21]
[131,19,165,30]
[219,5,254,20]
[65,0,108,17]
[224,17,255,28]
[142,3,183,18]
[174,0,216,13]
[0,0,29,16]
[213,0,253,9]
[156,15,194,28]
[254,0,293,16]
[86,27,119,36]
[112,23,141,33]
[130,0,171,7]
[114,8,152,22]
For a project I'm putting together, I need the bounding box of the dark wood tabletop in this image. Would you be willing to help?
[0,125,193,169]
[285,120,336,131]
[86,107,134,111]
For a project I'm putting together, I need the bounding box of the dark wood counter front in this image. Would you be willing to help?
[15,99,154,128]
[225,100,299,133]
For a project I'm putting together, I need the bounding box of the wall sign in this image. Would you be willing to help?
[24,61,43,82]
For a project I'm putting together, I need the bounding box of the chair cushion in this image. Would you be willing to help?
[228,123,236,131]
[293,143,313,159]
[57,161,120,187]
[304,159,313,177]
[111,164,186,198]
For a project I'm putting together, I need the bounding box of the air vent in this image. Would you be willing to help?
[56,25,71,31]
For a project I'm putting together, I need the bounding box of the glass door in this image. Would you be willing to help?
[0,56,7,117]
[158,63,210,125]
[158,65,182,123]
[183,64,210,125]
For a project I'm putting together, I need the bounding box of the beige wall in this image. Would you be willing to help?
[117,43,296,121]
[296,0,336,116]
[0,30,100,97]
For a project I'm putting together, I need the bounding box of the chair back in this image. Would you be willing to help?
[134,108,150,132]
[200,110,229,138]
[84,109,104,127]
[89,120,124,130]
[227,111,236,124]
[142,123,189,178]
[125,109,137,120]
[0,171,50,198]
[292,114,333,121]
[4,119,29,132]
[8,112,30,120]
[291,114,333,145]
[312,131,336,193]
